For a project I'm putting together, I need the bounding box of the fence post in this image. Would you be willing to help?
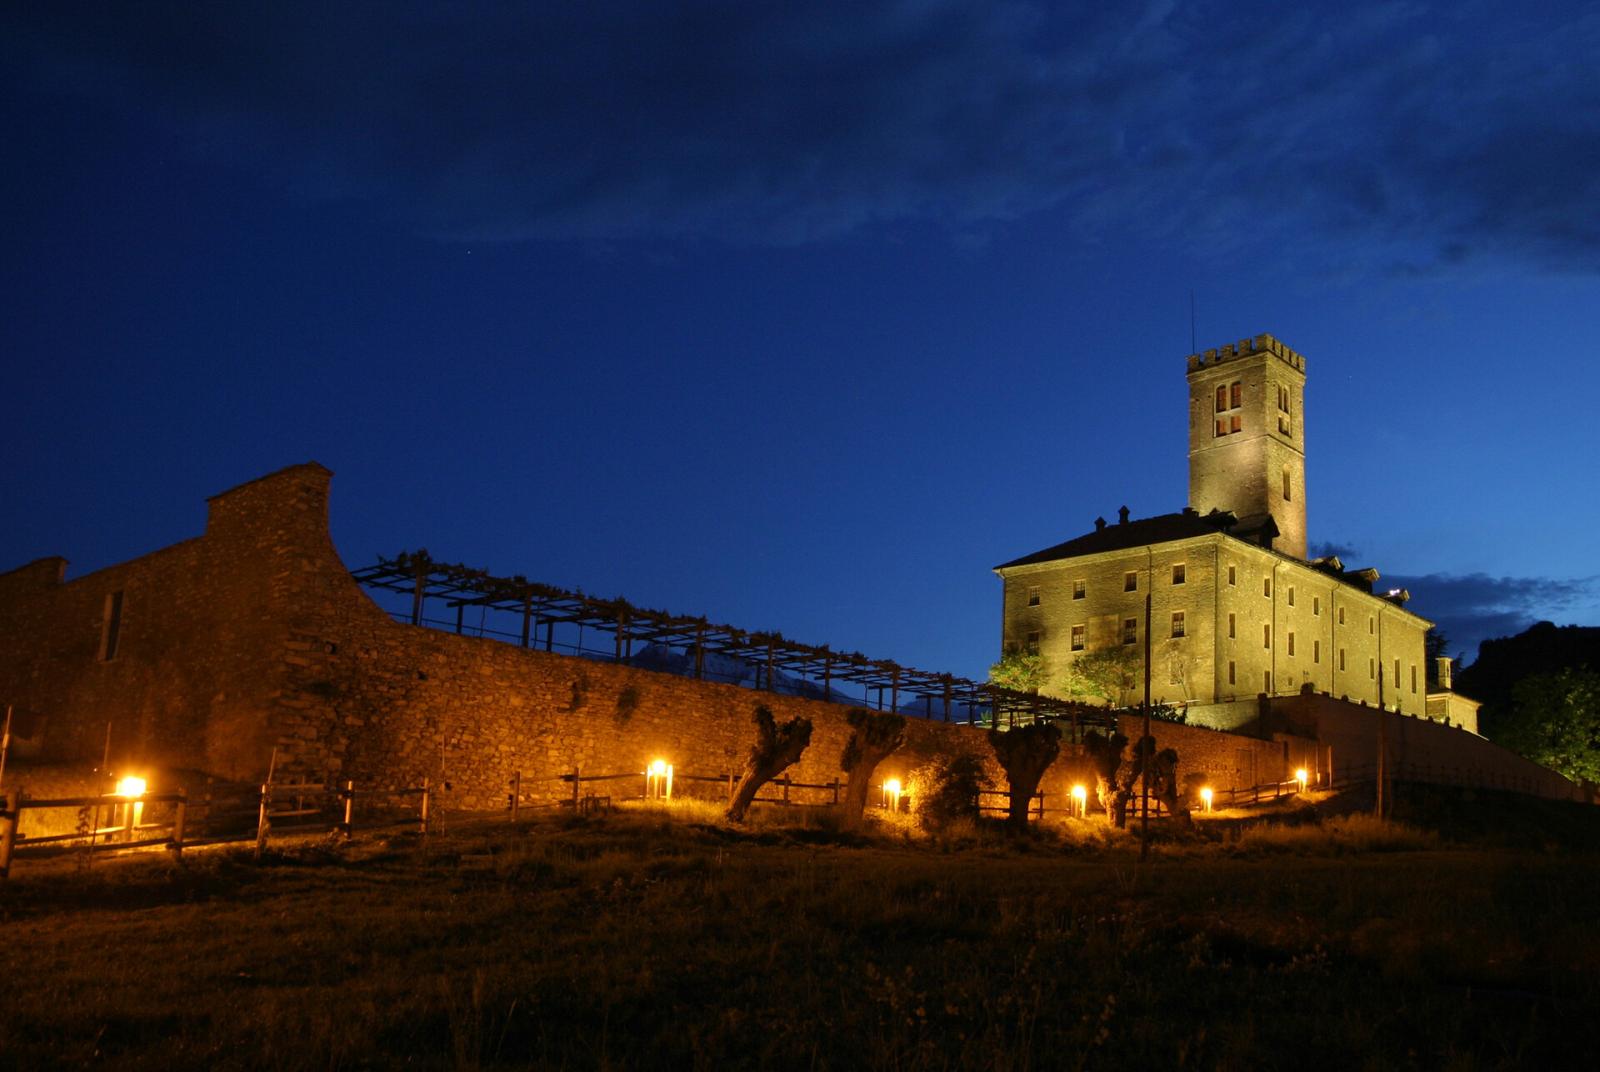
[511,772,521,823]
[782,776,791,804]
[571,767,581,810]
[341,780,355,838]
[832,780,840,805]
[169,790,188,858]
[0,790,18,879]
[419,778,431,836]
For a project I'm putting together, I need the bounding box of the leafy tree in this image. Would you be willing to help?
[1063,645,1141,707]
[1499,667,1600,785]
[910,751,988,833]
[988,648,1049,692]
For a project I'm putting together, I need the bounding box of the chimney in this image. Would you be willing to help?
[1094,516,1107,532]
[1118,505,1130,525]
[1436,656,1453,690]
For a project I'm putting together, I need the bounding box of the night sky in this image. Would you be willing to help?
[4,3,1598,679]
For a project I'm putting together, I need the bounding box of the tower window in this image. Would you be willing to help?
[1124,572,1137,593]
[1213,381,1244,436]
[1369,616,1375,635]
[1122,618,1137,645]
[1369,658,1376,679]
[1228,613,1236,639]
[99,590,125,662]
[1263,577,1272,598]
[1263,624,1272,648]
[1071,625,1085,651]
[1287,586,1295,607]
[1025,631,1040,654]
[1171,611,1186,638]
[1287,631,1295,657]
[1394,659,1401,687]
[1027,585,1041,607]
[1264,670,1272,693]
[1072,579,1085,599]
[1411,664,1417,693]
[1338,607,1346,625]
[1228,661,1236,685]
[1282,466,1292,501]
[1314,596,1321,616]
[1339,648,1346,671]
[1314,639,1321,664]
[1172,563,1185,585]
[1228,565,1237,586]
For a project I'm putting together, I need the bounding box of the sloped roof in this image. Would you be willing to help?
[995,511,1235,569]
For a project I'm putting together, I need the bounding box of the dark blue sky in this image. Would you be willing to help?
[4,2,1597,676]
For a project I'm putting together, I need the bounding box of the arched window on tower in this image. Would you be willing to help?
[1282,465,1292,501]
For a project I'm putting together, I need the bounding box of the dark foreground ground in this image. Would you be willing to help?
[2,788,1598,1071]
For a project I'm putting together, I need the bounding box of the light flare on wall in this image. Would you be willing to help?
[1199,786,1214,813]
[1070,784,1088,818]
[882,778,902,812]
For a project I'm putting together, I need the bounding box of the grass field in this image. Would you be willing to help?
[2,791,1598,1071]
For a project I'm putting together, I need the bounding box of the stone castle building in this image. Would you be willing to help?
[995,334,1476,733]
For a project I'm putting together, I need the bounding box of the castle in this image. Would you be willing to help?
[995,334,1480,734]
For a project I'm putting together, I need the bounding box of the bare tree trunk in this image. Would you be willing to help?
[839,709,906,827]
[726,706,813,822]
[989,722,1062,832]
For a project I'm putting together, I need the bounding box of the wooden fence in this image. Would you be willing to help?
[0,777,432,879]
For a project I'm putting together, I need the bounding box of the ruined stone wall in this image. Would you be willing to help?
[0,463,342,779]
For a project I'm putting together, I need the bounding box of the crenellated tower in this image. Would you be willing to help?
[1185,333,1307,559]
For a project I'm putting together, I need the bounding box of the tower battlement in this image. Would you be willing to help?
[1186,333,1305,374]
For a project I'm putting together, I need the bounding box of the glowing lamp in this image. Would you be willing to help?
[1199,786,1214,813]
[883,778,902,812]
[116,776,147,798]
[1295,767,1309,792]
[1070,784,1088,818]
[645,759,673,800]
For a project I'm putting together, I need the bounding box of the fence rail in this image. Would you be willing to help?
[0,776,433,879]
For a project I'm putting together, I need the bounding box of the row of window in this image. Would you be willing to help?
[1210,380,1294,438]
[1219,659,1419,695]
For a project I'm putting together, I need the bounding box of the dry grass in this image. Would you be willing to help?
[1,799,1597,1070]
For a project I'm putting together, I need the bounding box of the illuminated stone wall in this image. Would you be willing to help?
[999,532,1433,716]
[1,465,1561,816]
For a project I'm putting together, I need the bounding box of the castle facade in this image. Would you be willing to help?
[995,334,1447,730]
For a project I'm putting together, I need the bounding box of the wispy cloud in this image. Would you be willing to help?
[7,2,1599,269]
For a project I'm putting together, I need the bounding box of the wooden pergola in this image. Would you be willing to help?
[350,551,1113,734]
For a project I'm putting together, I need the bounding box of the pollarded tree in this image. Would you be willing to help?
[1140,743,1192,828]
[988,721,1062,832]
[839,708,907,827]
[1063,645,1142,707]
[989,648,1050,693]
[726,705,814,822]
[1082,729,1131,824]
